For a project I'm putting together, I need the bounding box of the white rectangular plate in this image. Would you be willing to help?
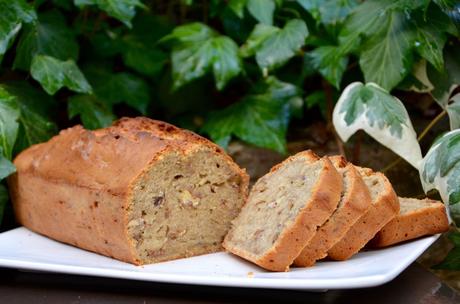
[0,227,438,290]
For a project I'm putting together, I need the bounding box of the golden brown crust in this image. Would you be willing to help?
[294,156,372,267]
[369,198,449,248]
[223,151,343,271]
[9,117,249,265]
[327,170,399,261]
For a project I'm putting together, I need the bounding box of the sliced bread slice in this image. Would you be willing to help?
[223,150,343,271]
[368,197,449,247]
[294,156,372,267]
[327,166,399,261]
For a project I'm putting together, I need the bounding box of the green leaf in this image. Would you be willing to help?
[420,129,460,224]
[0,153,16,180]
[0,184,9,226]
[242,19,308,72]
[0,87,20,160]
[297,0,358,25]
[308,46,348,89]
[14,10,78,71]
[163,23,242,90]
[434,246,460,270]
[0,0,36,61]
[447,93,460,130]
[428,45,460,107]
[68,95,115,130]
[333,82,422,168]
[359,11,415,91]
[83,66,150,114]
[1,81,58,151]
[30,55,92,95]
[240,23,279,57]
[413,5,451,72]
[74,0,145,28]
[228,0,246,18]
[247,0,275,25]
[202,76,301,154]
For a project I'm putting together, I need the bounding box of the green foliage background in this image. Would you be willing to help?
[0,1,459,230]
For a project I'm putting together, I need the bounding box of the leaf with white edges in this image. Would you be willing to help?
[333,82,422,168]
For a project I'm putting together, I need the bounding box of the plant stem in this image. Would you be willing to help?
[382,110,447,173]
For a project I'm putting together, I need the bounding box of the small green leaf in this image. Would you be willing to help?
[74,0,145,28]
[68,95,115,130]
[243,19,308,71]
[308,46,348,89]
[30,55,92,95]
[83,66,150,114]
[228,0,246,18]
[13,10,79,71]
[297,0,358,25]
[1,81,58,151]
[419,129,460,224]
[0,0,36,61]
[0,184,9,226]
[447,93,460,130]
[0,153,16,179]
[0,88,20,160]
[359,11,415,91]
[202,77,301,154]
[240,24,279,57]
[333,82,422,168]
[247,0,275,25]
[164,23,242,90]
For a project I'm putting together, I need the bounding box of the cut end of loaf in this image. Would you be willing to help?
[127,146,247,264]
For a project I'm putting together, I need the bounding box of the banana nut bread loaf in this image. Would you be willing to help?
[369,197,449,247]
[9,117,249,265]
[223,150,343,271]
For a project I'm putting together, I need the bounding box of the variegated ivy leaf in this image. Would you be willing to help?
[447,93,460,130]
[333,82,422,168]
[419,129,460,224]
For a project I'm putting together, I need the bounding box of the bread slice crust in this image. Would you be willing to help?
[294,156,372,267]
[223,150,343,271]
[369,197,449,247]
[327,167,399,261]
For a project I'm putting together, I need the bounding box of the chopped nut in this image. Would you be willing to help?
[179,190,200,208]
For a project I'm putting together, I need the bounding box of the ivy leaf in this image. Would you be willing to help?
[14,10,79,71]
[0,184,9,226]
[1,81,58,151]
[30,55,92,95]
[74,0,145,28]
[0,0,36,61]
[228,0,246,18]
[202,77,301,153]
[359,11,415,91]
[308,46,348,89]
[428,45,460,107]
[0,87,20,160]
[0,153,16,180]
[413,5,452,72]
[247,0,275,25]
[447,93,460,130]
[297,0,358,25]
[333,82,422,168]
[83,66,150,114]
[68,95,115,130]
[419,129,460,224]
[242,19,308,72]
[162,23,242,90]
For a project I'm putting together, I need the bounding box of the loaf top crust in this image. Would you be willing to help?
[14,117,246,194]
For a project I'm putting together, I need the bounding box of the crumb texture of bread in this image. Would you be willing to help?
[327,167,399,261]
[223,151,342,271]
[9,117,249,265]
[294,156,372,267]
[369,197,449,248]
